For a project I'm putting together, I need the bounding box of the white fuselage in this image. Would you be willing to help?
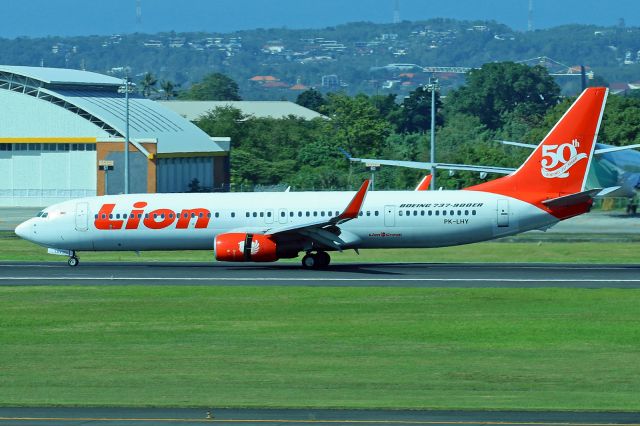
[16,190,556,253]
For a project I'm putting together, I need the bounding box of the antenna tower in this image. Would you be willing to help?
[528,0,533,31]
[393,0,400,24]
[136,0,142,25]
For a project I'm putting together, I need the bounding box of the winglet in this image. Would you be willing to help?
[336,179,370,221]
[415,175,432,191]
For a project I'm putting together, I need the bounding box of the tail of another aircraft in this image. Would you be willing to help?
[466,87,608,217]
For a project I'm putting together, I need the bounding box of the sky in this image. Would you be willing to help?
[3,0,638,39]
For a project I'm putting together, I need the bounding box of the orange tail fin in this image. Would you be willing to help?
[466,87,608,210]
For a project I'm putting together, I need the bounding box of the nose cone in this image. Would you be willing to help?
[15,220,32,241]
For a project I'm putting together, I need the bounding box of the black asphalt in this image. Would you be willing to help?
[0,407,638,426]
[1,261,640,287]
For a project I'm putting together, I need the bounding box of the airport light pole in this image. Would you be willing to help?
[120,75,131,194]
[426,78,439,190]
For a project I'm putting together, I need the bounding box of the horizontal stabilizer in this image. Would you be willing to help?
[541,188,620,208]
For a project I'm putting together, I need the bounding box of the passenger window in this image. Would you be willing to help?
[281,211,286,217]
[109,214,113,219]
[320,211,325,217]
[374,211,379,216]
[428,211,432,216]
[406,210,410,216]
[145,214,149,218]
[413,211,417,216]
[298,212,302,217]
[290,212,294,217]
[267,212,272,217]
[457,210,461,216]
[138,214,142,219]
[169,213,173,219]
[399,211,403,216]
[465,210,469,216]
[450,210,455,216]
[215,213,219,218]
[260,212,264,217]
[366,211,370,216]
[443,211,446,216]
[313,211,318,217]
[116,214,120,219]
[94,214,98,219]
[207,213,211,218]
[199,213,203,218]
[472,210,476,216]
[358,211,363,216]
[306,212,310,217]
[435,211,439,216]
[328,211,333,217]
[252,212,257,217]
[123,214,128,219]
[231,212,236,218]
[246,212,250,218]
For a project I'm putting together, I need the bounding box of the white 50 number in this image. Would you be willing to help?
[541,140,586,178]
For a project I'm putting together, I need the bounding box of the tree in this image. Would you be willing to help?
[446,62,560,130]
[323,93,392,157]
[296,89,325,112]
[392,86,443,133]
[180,73,241,101]
[160,80,178,100]
[139,72,157,98]
[195,106,247,143]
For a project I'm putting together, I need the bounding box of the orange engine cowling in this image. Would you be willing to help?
[214,233,278,262]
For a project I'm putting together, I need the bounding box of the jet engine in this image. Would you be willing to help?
[214,233,280,262]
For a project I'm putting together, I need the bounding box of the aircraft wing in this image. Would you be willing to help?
[348,157,515,175]
[253,180,371,251]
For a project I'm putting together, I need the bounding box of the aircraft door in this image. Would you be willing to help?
[278,208,288,224]
[497,199,509,227]
[384,205,396,227]
[75,202,89,232]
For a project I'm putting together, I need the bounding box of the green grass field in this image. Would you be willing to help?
[1,286,639,410]
[1,231,639,264]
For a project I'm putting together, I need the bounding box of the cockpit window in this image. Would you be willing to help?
[42,212,48,218]
[35,211,43,217]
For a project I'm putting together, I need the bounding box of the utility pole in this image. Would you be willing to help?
[427,78,439,190]
[124,75,131,194]
[136,0,142,25]
[393,0,400,24]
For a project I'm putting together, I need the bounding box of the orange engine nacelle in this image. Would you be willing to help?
[214,233,279,262]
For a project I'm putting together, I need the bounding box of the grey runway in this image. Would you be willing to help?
[1,261,640,287]
[0,408,638,426]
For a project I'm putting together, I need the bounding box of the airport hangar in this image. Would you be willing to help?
[0,65,230,207]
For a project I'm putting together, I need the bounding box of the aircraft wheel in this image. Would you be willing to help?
[302,253,317,269]
[68,257,79,267]
[317,251,331,268]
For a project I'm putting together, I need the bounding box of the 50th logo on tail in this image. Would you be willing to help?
[541,139,587,178]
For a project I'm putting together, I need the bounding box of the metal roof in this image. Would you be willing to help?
[0,65,123,87]
[159,101,325,121]
[0,66,226,155]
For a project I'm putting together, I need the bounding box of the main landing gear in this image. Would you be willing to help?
[67,252,79,267]
[301,251,331,269]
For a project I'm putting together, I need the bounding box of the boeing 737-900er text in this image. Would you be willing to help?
[15,88,612,269]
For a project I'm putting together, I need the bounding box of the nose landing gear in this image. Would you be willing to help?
[301,251,331,269]
[67,252,79,267]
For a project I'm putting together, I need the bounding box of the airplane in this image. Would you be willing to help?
[15,87,612,269]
